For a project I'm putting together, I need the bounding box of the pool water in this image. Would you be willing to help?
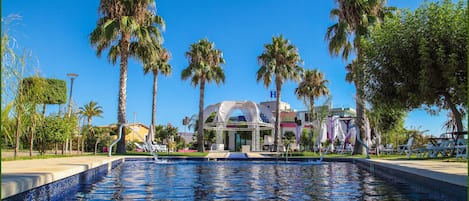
[68,160,436,200]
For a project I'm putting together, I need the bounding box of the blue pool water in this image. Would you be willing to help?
[67,160,438,200]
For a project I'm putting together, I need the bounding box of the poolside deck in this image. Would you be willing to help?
[1,155,467,200]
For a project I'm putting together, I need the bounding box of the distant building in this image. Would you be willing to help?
[260,101,292,112]
[178,132,195,144]
[99,123,149,143]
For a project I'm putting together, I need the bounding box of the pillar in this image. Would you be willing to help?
[216,127,224,151]
[229,131,235,151]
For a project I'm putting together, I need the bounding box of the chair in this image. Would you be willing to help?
[384,144,394,155]
[433,139,454,158]
[156,144,168,152]
[378,144,385,154]
[455,138,467,159]
[415,143,434,158]
[398,137,414,158]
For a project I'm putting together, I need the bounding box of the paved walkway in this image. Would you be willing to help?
[1,154,467,199]
[365,159,468,187]
[1,156,125,199]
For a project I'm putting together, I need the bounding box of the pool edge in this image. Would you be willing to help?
[1,156,125,200]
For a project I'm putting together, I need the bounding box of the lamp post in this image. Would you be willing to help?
[67,73,78,117]
[66,73,78,154]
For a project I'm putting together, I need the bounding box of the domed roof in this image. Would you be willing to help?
[202,100,275,127]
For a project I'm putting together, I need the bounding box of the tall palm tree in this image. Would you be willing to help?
[182,39,225,152]
[143,48,172,127]
[294,69,329,151]
[257,35,303,151]
[78,101,104,126]
[90,0,164,153]
[325,0,389,154]
[295,69,330,118]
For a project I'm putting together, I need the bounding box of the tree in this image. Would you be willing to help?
[78,101,103,153]
[294,69,329,151]
[362,0,467,132]
[1,14,43,158]
[257,35,303,151]
[325,0,391,155]
[78,101,103,126]
[35,114,75,155]
[90,0,165,154]
[143,48,172,127]
[182,39,225,152]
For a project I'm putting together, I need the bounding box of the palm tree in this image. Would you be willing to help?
[294,69,329,151]
[78,101,103,126]
[295,69,330,118]
[257,35,303,152]
[143,48,172,127]
[182,39,225,152]
[325,0,389,154]
[90,0,164,154]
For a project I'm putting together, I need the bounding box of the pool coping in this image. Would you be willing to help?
[354,159,468,201]
[1,156,125,200]
[1,156,467,200]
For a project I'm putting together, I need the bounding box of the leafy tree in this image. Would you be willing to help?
[257,35,303,151]
[182,39,225,152]
[326,0,393,155]
[362,0,467,132]
[367,106,406,148]
[1,102,15,148]
[90,0,165,154]
[143,47,172,127]
[35,114,75,155]
[1,14,44,158]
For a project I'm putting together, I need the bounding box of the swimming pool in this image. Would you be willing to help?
[63,160,442,200]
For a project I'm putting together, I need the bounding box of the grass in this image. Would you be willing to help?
[2,149,465,163]
[117,151,208,157]
[1,152,95,161]
[278,151,468,163]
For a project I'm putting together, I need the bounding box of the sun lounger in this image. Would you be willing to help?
[398,137,414,158]
[432,139,454,158]
[455,138,467,159]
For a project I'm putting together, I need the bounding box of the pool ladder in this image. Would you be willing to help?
[109,124,128,157]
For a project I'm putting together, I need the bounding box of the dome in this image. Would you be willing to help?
[202,100,275,128]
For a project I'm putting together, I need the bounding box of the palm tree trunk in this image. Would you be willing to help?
[309,96,314,152]
[151,71,158,127]
[274,80,282,152]
[197,80,206,152]
[353,84,366,155]
[116,32,130,154]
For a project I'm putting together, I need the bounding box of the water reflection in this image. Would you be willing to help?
[72,161,438,200]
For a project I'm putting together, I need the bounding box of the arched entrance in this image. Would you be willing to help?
[203,101,275,151]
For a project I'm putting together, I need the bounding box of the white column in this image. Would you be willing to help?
[216,128,223,144]
[252,126,260,151]
[229,131,235,151]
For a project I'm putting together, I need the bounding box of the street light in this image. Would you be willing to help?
[67,73,78,117]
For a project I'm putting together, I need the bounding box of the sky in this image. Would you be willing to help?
[1,0,462,136]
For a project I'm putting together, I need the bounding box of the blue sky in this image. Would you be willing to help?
[2,0,460,136]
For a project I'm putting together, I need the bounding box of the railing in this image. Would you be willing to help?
[108,124,127,157]
[350,124,370,159]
